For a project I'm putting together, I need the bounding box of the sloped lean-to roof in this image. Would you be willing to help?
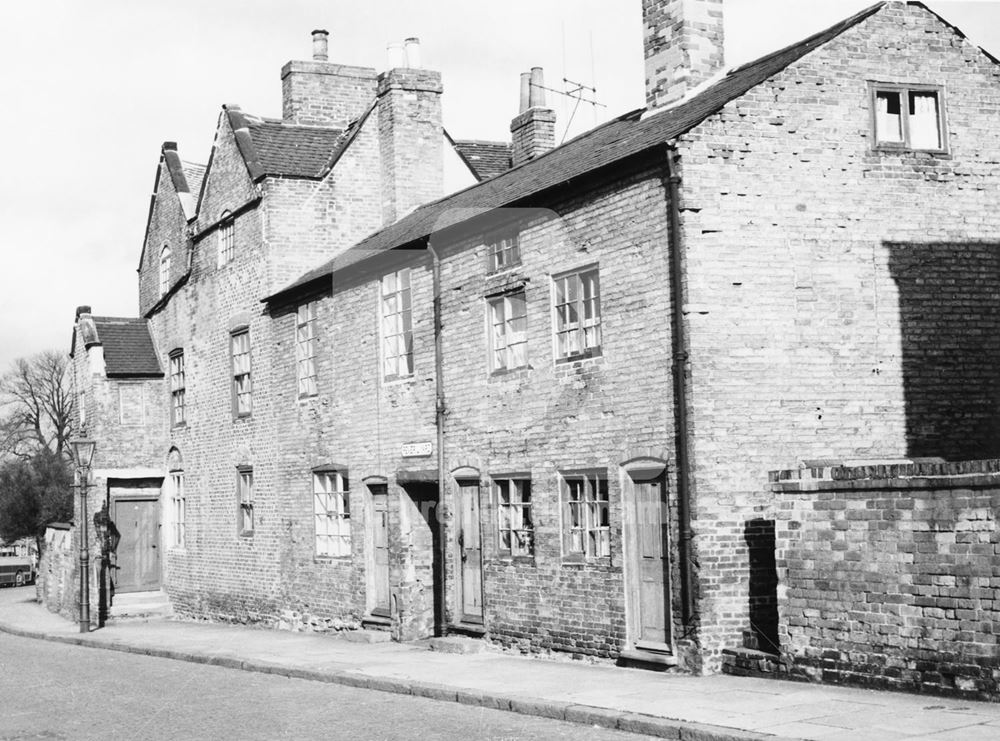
[225,101,375,182]
[448,135,513,181]
[268,1,897,304]
[88,317,163,378]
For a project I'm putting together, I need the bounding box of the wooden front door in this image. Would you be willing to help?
[456,482,484,624]
[629,478,671,647]
[113,497,160,593]
[370,485,391,617]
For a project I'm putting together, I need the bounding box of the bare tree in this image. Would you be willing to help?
[0,351,74,461]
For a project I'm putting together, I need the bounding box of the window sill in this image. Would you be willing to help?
[555,349,602,364]
[238,531,254,539]
[382,375,415,387]
[314,555,352,563]
[489,365,530,379]
[561,556,611,568]
[233,413,252,421]
[496,554,536,566]
[872,144,950,157]
[171,422,187,430]
[297,393,319,402]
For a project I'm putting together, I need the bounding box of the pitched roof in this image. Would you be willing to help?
[183,161,206,199]
[268,2,888,303]
[226,106,374,181]
[91,317,163,378]
[451,139,512,181]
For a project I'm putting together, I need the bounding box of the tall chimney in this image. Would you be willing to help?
[376,45,444,224]
[644,0,725,109]
[510,67,556,167]
[282,30,377,126]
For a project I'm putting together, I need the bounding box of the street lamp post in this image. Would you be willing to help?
[71,438,96,634]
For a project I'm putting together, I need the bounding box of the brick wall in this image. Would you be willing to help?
[675,2,1000,670]
[772,461,1000,700]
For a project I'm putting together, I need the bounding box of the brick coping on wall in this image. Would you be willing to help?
[769,458,1000,492]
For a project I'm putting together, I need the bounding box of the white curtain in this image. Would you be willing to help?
[876,92,902,143]
[909,93,940,149]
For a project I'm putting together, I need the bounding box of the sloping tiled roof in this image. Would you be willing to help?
[452,139,512,181]
[268,2,887,303]
[183,161,206,198]
[245,119,348,177]
[225,105,377,181]
[92,317,163,378]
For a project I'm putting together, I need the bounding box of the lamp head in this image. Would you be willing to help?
[70,438,96,469]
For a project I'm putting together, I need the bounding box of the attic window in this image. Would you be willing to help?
[218,212,235,266]
[159,245,171,297]
[871,84,946,153]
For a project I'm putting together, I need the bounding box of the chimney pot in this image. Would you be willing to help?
[404,37,421,68]
[529,67,545,108]
[312,29,329,61]
[75,306,92,318]
[387,42,405,69]
[518,72,531,114]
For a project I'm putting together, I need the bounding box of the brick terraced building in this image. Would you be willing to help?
[64,0,1000,690]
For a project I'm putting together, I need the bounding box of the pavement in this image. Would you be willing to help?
[2,588,1000,741]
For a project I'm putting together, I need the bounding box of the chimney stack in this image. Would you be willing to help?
[643,0,725,109]
[510,67,556,167]
[376,41,444,224]
[282,30,377,127]
[312,29,329,61]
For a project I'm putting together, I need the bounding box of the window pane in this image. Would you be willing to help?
[876,91,903,143]
[909,91,940,149]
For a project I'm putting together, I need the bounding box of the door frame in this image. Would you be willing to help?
[453,475,485,628]
[109,477,164,594]
[364,477,392,619]
[621,459,673,653]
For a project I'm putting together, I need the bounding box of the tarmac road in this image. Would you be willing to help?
[0,629,652,741]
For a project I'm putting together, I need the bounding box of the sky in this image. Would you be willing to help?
[1,0,999,373]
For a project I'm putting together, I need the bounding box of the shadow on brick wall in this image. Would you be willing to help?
[887,241,1000,460]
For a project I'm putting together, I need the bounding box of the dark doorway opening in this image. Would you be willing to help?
[745,518,779,654]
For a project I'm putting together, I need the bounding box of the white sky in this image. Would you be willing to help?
[1,0,998,372]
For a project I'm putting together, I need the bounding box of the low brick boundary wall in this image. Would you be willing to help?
[770,459,1000,700]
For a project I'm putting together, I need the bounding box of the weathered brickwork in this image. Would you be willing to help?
[674,3,1000,670]
[65,2,1000,684]
[772,461,1000,699]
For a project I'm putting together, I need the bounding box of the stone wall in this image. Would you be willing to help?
[771,460,1000,700]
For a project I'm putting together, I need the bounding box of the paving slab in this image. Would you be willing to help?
[2,587,1000,740]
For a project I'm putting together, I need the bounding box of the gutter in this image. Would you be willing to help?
[427,240,448,637]
[664,142,695,628]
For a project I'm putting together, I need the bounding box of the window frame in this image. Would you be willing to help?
[170,471,186,548]
[313,469,351,558]
[551,265,602,362]
[159,245,171,297]
[485,230,521,274]
[237,466,254,537]
[869,82,948,154]
[493,476,534,558]
[218,212,235,266]
[169,349,186,427]
[487,289,528,374]
[560,471,610,562]
[230,328,252,418]
[296,302,318,398]
[379,268,414,382]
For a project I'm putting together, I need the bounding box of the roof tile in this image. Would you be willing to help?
[267,2,886,302]
[91,317,163,377]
